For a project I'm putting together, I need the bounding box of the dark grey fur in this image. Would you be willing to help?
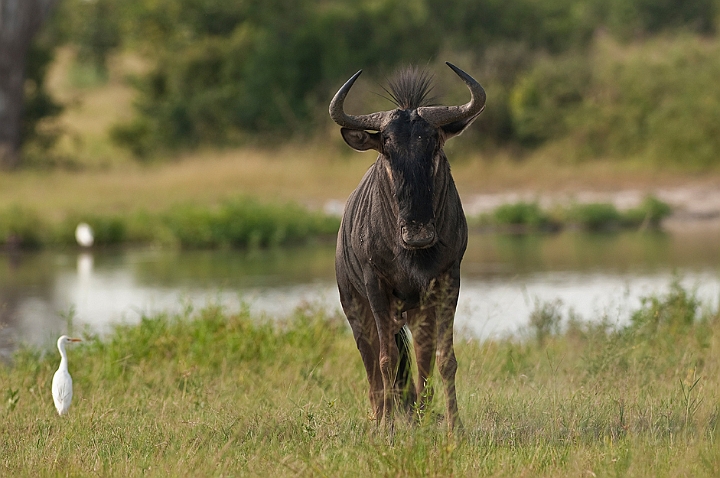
[331,64,484,432]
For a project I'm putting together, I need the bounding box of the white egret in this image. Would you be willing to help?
[52,335,82,416]
[75,223,94,247]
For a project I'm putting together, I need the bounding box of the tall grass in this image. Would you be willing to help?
[0,206,48,249]
[0,197,340,249]
[0,195,672,249]
[473,195,672,232]
[2,281,720,476]
[162,198,339,248]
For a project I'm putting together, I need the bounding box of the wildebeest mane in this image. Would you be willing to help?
[382,67,436,110]
[396,246,441,291]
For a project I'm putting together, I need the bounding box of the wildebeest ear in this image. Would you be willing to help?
[340,128,382,152]
[440,109,484,140]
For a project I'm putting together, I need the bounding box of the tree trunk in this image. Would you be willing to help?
[0,0,59,169]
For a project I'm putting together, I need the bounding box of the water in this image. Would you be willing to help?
[2,227,720,359]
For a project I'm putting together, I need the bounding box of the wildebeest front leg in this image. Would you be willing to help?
[339,291,384,420]
[435,273,463,432]
[365,274,400,429]
[407,307,436,420]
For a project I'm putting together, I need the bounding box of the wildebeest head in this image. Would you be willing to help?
[330,63,485,250]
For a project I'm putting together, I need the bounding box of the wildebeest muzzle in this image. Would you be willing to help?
[400,221,437,249]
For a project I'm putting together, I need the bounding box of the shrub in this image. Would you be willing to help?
[628,278,702,335]
[163,198,340,249]
[566,202,622,231]
[0,197,339,250]
[509,53,590,146]
[529,298,563,345]
[0,206,48,248]
[162,205,219,248]
[622,195,673,228]
[513,35,720,167]
[57,214,128,246]
[472,198,673,233]
[493,202,550,229]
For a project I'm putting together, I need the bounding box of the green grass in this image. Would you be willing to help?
[0,197,340,249]
[0,195,673,249]
[0,206,49,249]
[492,202,552,230]
[473,195,672,232]
[3,281,720,476]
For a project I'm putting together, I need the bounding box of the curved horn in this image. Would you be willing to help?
[329,70,390,131]
[417,62,486,127]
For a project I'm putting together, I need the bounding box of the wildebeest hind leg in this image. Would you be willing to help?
[435,274,463,432]
[437,319,461,432]
[394,321,416,417]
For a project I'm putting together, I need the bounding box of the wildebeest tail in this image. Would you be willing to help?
[395,326,416,411]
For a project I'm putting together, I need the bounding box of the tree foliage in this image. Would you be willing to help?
[0,0,62,168]
[105,0,441,154]
[511,35,720,167]
[22,41,63,150]
[43,0,720,164]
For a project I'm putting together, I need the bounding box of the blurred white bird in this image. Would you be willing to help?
[75,223,94,247]
[52,335,82,416]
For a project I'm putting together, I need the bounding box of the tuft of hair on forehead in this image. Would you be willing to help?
[382,66,436,110]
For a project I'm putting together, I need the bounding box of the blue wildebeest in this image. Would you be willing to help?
[330,63,485,431]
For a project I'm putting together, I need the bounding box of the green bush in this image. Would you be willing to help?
[109,118,154,160]
[88,216,127,245]
[109,0,441,154]
[0,197,339,250]
[509,54,591,146]
[629,278,701,335]
[163,198,340,249]
[529,298,563,345]
[0,206,48,248]
[57,214,128,246]
[473,198,673,233]
[35,0,720,163]
[565,202,622,231]
[162,205,219,248]
[493,201,551,229]
[623,195,673,228]
[511,35,720,167]
[20,41,63,159]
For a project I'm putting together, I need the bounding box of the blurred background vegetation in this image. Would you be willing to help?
[22,0,720,168]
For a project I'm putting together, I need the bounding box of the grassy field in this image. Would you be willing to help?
[2,281,720,476]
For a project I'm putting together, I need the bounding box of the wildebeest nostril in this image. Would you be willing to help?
[401,225,436,248]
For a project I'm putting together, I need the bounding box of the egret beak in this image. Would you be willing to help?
[69,338,82,342]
